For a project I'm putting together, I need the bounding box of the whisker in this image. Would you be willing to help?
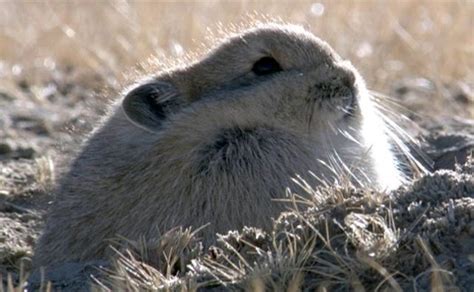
[337,128,363,146]
[332,149,365,188]
[378,111,433,170]
[369,89,427,121]
[307,98,316,131]
[368,100,433,177]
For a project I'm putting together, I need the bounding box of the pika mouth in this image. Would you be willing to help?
[342,92,357,118]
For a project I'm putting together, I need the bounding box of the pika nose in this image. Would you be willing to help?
[335,62,357,88]
[309,62,357,101]
[343,71,356,88]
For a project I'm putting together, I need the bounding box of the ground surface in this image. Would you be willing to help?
[0,65,472,291]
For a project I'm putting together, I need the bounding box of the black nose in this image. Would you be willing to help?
[310,63,357,100]
[343,71,356,88]
[330,62,357,89]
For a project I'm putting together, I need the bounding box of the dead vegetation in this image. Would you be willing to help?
[0,1,472,117]
[94,158,473,291]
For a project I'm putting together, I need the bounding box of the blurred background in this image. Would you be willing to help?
[0,0,473,119]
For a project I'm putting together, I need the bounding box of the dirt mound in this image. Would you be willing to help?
[22,157,473,291]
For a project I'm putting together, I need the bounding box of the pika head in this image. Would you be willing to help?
[125,24,360,139]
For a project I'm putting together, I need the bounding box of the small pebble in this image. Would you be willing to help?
[0,142,12,154]
[15,147,36,159]
[468,221,474,236]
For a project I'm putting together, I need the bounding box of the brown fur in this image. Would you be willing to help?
[33,24,403,268]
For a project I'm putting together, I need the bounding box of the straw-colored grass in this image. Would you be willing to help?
[0,1,472,116]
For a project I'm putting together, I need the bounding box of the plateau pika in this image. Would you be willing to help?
[34,23,405,268]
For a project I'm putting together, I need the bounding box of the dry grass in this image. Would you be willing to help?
[0,1,472,116]
[94,162,473,291]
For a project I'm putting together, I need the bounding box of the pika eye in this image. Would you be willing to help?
[252,57,282,76]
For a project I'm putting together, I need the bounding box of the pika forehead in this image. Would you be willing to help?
[176,24,349,100]
[210,25,340,70]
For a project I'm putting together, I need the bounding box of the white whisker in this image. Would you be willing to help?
[367,91,433,178]
[337,128,363,146]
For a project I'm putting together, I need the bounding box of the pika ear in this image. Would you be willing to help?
[122,81,180,132]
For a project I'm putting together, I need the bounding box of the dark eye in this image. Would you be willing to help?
[252,57,282,76]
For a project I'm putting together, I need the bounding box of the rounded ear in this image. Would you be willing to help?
[122,81,180,132]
